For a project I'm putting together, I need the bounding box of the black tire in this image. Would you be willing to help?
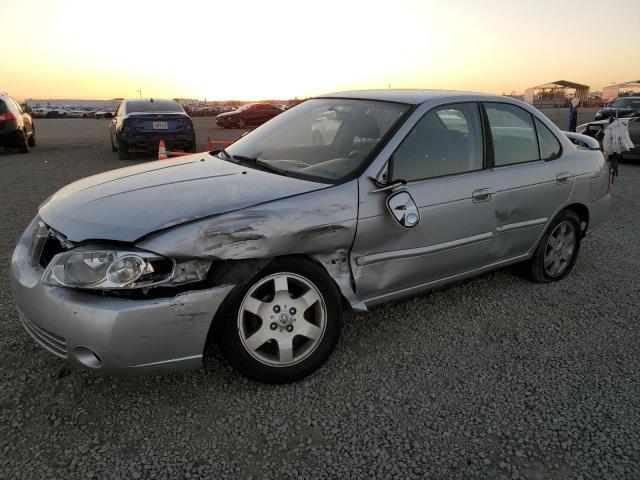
[27,129,36,147]
[187,140,197,153]
[526,210,581,283]
[110,133,118,152]
[117,137,129,160]
[237,118,246,129]
[216,258,343,384]
[18,129,30,153]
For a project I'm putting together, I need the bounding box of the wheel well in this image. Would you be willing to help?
[563,203,589,235]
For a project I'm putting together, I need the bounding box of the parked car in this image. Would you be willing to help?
[594,96,640,120]
[216,103,282,128]
[109,99,195,160]
[12,90,611,383]
[65,106,94,118]
[578,112,640,159]
[32,105,61,118]
[0,92,36,153]
[95,108,116,119]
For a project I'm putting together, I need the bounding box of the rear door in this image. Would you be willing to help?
[482,102,573,260]
[352,102,499,300]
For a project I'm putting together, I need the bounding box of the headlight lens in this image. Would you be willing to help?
[41,248,205,290]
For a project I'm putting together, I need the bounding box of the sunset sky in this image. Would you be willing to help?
[2,0,638,101]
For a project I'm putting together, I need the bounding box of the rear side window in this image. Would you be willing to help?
[0,100,7,114]
[485,103,539,166]
[392,103,484,181]
[126,100,183,113]
[535,118,561,160]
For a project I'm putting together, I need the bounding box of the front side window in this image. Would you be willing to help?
[391,103,484,181]
[224,98,409,182]
[535,118,561,160]
[485,103,539,166]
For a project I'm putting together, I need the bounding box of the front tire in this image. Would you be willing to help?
[217,258,343,383]
[527,210,581,283]
[237,118,246,129]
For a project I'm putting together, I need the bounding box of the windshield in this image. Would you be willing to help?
[223,98,410,182]
[235,104,252,111]
[126,100,184,113]
[611,98,640,108]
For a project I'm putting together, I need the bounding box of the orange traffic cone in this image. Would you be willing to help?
[158,139,168,160]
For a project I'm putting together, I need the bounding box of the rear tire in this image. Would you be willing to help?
[216,258,343,384]
[117,137,129,160]
[526,210,581,283]
[27,130,36,147]
[18,129,30,153]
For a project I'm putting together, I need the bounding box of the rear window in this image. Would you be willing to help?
[126,100,183,113]
[0,100,7,114]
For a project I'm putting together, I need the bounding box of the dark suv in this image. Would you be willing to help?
[595,96,640,120]
[0,93,36,153]
[216,103,282,128]
[109,99,196,160]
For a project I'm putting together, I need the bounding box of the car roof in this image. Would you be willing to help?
[124,98,178,103]
[316,89,495,105]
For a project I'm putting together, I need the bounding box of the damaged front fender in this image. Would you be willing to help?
[136,180,365,310]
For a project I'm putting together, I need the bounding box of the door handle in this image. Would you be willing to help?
[472,188,493,203]
[556,172,571,184]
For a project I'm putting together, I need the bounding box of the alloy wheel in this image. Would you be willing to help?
[237,273,327,367]
[543,220,576,277]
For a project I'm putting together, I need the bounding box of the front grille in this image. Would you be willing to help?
[19,311,68,358]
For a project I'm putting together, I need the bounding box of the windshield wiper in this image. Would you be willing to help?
[212,148,232,160]
[254,158,291,175]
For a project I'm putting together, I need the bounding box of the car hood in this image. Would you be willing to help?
[216,111,236,119]
[39,154,328,243]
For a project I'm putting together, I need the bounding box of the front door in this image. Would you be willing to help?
[351,102,499,301]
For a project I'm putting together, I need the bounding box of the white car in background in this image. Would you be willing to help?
[66,106,91,118]
[94,108,116,119]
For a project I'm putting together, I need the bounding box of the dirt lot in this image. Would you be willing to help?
[0,114,639,479]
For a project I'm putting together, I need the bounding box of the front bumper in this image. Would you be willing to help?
[11,218,234,375]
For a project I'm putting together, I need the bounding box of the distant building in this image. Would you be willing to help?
[524,80,589,108]
[24,99,121,109]
[602,80,640,100]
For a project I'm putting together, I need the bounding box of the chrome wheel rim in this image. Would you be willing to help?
[544,221,576,277]
[237,273,327,367]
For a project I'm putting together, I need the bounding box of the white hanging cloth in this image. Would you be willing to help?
[602,118,634,156]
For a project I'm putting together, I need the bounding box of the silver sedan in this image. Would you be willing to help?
[12,90,612,383]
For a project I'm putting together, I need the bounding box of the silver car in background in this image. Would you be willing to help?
[11,90,612,383]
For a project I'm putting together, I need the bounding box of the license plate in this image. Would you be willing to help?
[152,121,168,130]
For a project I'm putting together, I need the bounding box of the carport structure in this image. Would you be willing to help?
[602,80,640,100]
[524,80,590,108]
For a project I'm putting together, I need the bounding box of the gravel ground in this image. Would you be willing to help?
[0,119,639,479]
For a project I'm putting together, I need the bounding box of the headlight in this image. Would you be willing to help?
[42,248,211,290]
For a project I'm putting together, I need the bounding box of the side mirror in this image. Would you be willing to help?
[387,191,420,228]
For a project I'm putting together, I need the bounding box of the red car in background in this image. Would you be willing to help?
[216,103,282,128]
